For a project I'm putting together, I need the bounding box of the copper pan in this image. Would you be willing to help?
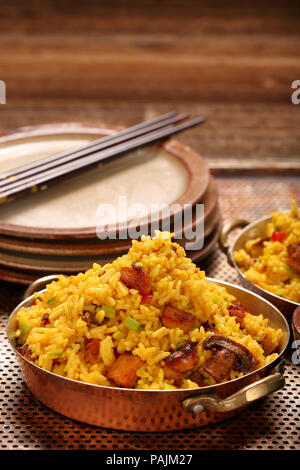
[7,276,289,431]
[219,214,300,321]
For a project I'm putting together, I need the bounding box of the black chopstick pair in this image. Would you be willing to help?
[0,112,205,204]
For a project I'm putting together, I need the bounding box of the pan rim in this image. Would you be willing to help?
[6,276,290,395]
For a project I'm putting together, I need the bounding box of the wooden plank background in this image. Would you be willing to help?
[0,0,299,167]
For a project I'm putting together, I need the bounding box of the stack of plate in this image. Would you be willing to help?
[0,123,221,285]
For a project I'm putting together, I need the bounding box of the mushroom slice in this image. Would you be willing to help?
[203,334,257,382]
[203,348,236,383]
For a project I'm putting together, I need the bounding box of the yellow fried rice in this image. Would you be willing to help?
[15,231,282,390]
[234,200,300,303]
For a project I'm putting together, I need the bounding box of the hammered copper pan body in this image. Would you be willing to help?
[219,215,300,320]
[7,278,289,431]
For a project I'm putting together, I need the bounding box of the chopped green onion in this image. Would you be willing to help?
[176,341,186,350]
[101,305,115,317]
[164,383,177,390]
[212,295,220,304]
[284,265,294,275]
[19,320,29,337]
[47,349,63,357]
[47,297,57,305]
[124,316,142,331]
[194,320,201,329]
[113,331,124,340]
[275,225,281,232]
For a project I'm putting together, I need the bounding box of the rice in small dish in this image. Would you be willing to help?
[234,201,300,304]
[14,231,283,390]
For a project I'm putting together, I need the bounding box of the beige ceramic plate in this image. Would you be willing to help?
[0,177,218,256]
[0,214,221,273]
[0,123,210,239]
[0,219,221,283]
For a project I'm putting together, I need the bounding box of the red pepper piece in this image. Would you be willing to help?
[141,293,153,303]
[271,231,286,242]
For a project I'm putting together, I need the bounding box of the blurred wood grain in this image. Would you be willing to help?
[0,0,299,165]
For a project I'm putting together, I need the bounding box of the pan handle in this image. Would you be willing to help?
[219,219,249,267]
[182,360,285,414]
[23,274,61,300]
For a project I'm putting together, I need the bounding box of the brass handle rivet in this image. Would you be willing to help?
[192,404,204,414]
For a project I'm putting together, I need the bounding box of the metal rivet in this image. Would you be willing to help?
[192,404,204,414]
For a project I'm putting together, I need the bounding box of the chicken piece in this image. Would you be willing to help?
[189,369,208,387]
[163,366,183,387]
[84,339,100,364]
[107,353,143,388]
[203,349,236,382]
[228,301,247,327]
[287,243,300,274]
[120,264,152,295]
[164,342,198,387]
[162,304,196,332]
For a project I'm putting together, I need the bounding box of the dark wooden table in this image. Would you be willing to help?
[0,1,299,170]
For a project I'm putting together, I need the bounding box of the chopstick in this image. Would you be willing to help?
[0,111,185,189]
[0,112,188,190]
[0,116,205,205]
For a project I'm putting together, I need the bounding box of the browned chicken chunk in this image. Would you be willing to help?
[163,367,183,386]
[120,264,152,294]
[107,353,143,388]
[189,369,208,387]
[84,339,100,364]
[162,304,196,332]
[164,342,198,387]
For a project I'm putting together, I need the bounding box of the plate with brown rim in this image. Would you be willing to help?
[0,218,221,284]
[0,211,220,274]
[0,123,210,239]
[0,176,218,256]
